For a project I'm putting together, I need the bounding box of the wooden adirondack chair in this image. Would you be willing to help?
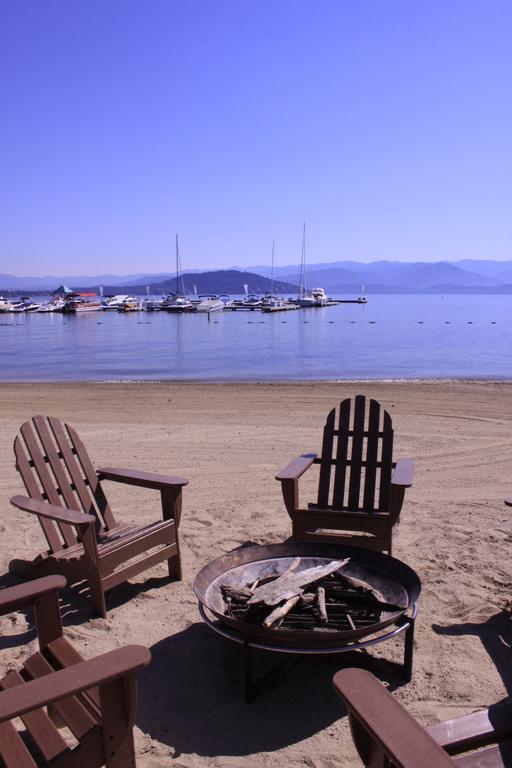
[10,415,188,617]
[275,396,414,554]
[333,667,512,767]
[0,575,150,768]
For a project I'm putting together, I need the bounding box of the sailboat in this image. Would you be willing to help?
[296,223,328,307]
[162,234,193,312]
[261,239,288,311]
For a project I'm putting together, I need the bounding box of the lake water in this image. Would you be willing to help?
[1,295,510,381]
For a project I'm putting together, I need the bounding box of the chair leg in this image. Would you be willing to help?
[89,576,107,618]
[100,676,137,768]
[167,532,182,580]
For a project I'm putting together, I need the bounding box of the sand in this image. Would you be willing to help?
[0,380,511,767]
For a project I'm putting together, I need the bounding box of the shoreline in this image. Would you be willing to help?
[2,376,512,385]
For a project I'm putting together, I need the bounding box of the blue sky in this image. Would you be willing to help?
[1,1,511,276]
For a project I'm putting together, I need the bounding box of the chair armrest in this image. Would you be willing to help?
[10,496,96,526]
[0,645,151,724]
[97,467,189,490]
[427,701,512,755]
[0,576,67,615]
[333,668,454,768]
[275,454,317,481]
[391,458,415,487]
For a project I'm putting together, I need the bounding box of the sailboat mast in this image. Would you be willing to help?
[300,221,306,298]
[271,238,275,297]
[175,233,179,295]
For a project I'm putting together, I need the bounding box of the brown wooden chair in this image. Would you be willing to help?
[10,415,188,617]
[0,575,150,767]
[333,667,512,767]
[275,396,414,554]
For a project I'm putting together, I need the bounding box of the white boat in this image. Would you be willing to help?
[260,239,290,311]
[63,294,103,313]
[11,297,40,312]
[310,287,328,306]
[195,295,225,313]
[143,298,164,311]
[357,285,368,304]
[0,296,15,312]
[296,223,328,307]
[37,299,66,313]
[162,235,194,312]
[102,295,138,310]
[163,294,194,312]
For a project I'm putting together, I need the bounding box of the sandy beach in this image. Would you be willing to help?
[1,380,511,767]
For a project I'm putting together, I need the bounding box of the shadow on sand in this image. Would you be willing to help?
[137,622,404,759]
[432,610,512,699]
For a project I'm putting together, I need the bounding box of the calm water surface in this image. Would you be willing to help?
[1,295,511,381]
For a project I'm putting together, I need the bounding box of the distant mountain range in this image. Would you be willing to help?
[2,259,512,294]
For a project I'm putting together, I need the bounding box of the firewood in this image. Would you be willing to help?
[315,587,328,623]
[299,593,315,607]
[220,585,253,603]
[336,571,387,605]
[248,558,349,607]
[263,595,301,628]
[281,556,301,577]
[345,612,356,631]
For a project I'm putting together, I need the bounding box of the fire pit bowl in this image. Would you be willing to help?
[194,542,421,649]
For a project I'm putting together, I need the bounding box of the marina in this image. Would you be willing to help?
[0,294,509,382]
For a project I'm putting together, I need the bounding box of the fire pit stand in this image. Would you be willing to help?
[199,602,416,703]
[195,542,421,703]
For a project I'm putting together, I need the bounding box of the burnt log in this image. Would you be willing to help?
[248,559,349,607]
[315,587,328,624]
[263,596,301,629]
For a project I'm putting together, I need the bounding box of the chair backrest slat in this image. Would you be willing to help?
[20,422,77,548]
[14,436,63,553]
[32,415,84,516]
[14,416,118,552]
[316,396,394,514]
[317,408,336,508]
[347,395,366,509]
[362,398,380,511]
[64,423,117,531]
[378,410,394,511]
[332,399,351,509]
[47,417,107,534]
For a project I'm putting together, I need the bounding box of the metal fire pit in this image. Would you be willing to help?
[194,543,421,702]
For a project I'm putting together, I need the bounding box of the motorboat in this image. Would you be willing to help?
[37,299,66,313]
[162,293,194,312]
[310,287,329,306]
[0,296,15,312]
[62,294,104,313]
[102,295,138,310]
[11,297,40,312]
[260,293,288,310]
[195,295,225,313]
[143,298,164,311]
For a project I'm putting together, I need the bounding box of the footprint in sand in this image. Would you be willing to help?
[188,516,213,527]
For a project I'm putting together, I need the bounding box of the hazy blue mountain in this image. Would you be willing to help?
[71,270,299,296]
[0,272,161,290]
[455,260,512,278]
[277,262,501,292]
[3,259,512,294]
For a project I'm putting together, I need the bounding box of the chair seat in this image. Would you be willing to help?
[453,739,512,767]
[55,519,175,561]
[307,504,389,518]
